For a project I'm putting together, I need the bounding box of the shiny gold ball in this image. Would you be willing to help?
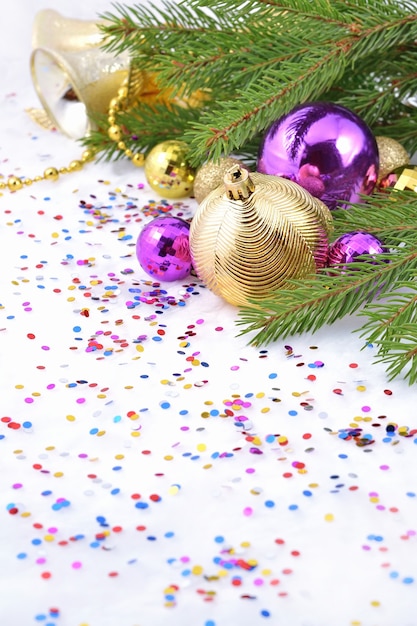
[193,157,248,203]
[81,149,95,163]
[7,176,23,191]
[376,136,410,182]
[144,140,195,199]
[108,125,122,142]
[43,167,59,181]
[132,153,145,167]
[69,160,83,172]
[190,165,333,307]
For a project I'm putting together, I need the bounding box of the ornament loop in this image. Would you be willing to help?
[224,165,255,201]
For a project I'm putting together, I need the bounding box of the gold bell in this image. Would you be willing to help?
[30,9,134,139]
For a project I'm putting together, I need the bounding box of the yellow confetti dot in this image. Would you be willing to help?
[277,436,288,444]
[370,600,380,607]
[356,385,366,392]
[32,392,41,397]
[66,415,76,422]
[183,383,192,389]
[67,296,75,302]
[203,464,212,470]
[241,541,251,548]
[217,569,228,578]
[256,392,265,399]
[168,485,179,495]
[15,384,24,389]
[44,534,55,542]
[192,565,203,575]
[247,559,258,567]
[197,443,207,452]
[369,496,379,503]
[160,379,170,385]
[130,431,140,438]
[45,446,55,451]
[68,285,76,291]
[192,359,200,366]
[201,412,210,418]
[51,232,59,238]
[164,455,174,461]
[128,413,139,421]
[261,569,272,576]
[21,511,31,518]
[204,400,214,406]
[90,279,99,285]
[115,454,124,460]
[309,483,319,489]
[13,450,23,455]
[260,407,270,414]
[353,416,363,422]
[124,385,133,390]
[97,430,106,437]
[324,513,334,522]
[54,472,64,478]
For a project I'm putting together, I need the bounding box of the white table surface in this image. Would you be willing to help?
[1,2,417,625]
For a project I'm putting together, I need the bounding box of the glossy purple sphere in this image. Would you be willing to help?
[328,231,386,266]
[258,102,379,210]
[136,216,192,281]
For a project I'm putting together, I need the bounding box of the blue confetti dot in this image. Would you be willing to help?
[303,490,313,497]
[214,535,224,543]
[160,401,170,409]
[22,421,32,429]
[406,492,416,497]
[17,552,27,559]
[403,577,414,584]
[165,531,174,538]
[135,502,149,509]
[390,571,399,579]
[261,610,271,617]
[73,326,82,332]
[288,410,298,416]
[288,504,298,511]
[265,500,275,508]
[268,373,277,379]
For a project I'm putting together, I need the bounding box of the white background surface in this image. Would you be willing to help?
[1,2,417,626]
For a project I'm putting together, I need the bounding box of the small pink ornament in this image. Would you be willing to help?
[328,231,386,266]
[136,216,192,281]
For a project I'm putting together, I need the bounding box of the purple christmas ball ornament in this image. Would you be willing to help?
[258,102,379,210]
[136,216,192,281]
[328,231,387,266]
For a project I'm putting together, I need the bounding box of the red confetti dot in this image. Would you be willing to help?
[333,388,343,395]
[302,433,312,440]
[33,464,43,470]
[291,550,301,557]
[349,363,358,368]
[136,525,146,531]
[41,572,52,579]
[149,494,161,502]
[27,333,36,339]
[108,571,119,577]
[306,375,316,381]
[8,508,18,515]
[275,539,285,545]
[1,417,11,423]
[384,389,393,396]
[131,493,141,500]
[33,523,43,529]
[283,472,293,479]
[112,526,123,533]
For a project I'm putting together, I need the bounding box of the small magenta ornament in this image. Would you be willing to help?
[136,216,192,281]
[258,102,379,210]
[328,231,387,266]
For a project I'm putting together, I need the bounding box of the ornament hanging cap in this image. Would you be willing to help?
[224,164,255,200]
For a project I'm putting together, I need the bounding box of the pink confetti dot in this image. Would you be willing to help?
[243,507,253,516]
[230,365,240,371]
[25,398,34,404]
[380,465,390,471]
[72,561,82,569]
[76,398,86,404]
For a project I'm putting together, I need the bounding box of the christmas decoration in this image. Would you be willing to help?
[10,1,417,382]
[193,157,247,203]
[328,231,387,267]
[376,136,410,182]
[136,216,192,281]
[144,140,195,199]
[257,102,379,210]
[190,165,333,306]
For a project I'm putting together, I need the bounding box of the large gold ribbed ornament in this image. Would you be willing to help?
[189,165,333,307]
[376,136,410,182]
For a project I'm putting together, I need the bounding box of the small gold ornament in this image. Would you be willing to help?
[393,166,417,192]
[376,136,410,182]
[144,140,195,199]
[190,165,333,307]
[193,157,248,203]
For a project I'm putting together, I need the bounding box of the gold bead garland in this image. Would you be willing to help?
[1,78,145,193]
